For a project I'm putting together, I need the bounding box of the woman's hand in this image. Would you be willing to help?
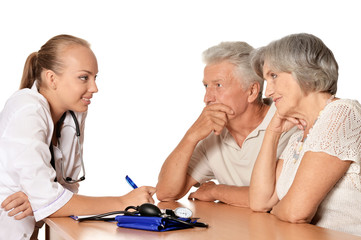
[268,112,306,134]
[1,192,33,220]
[120,186,156,208]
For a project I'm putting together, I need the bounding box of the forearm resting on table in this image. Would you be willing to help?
[249,130,281,212]
[157,134,198,201]
[270,198,315,224]
[213,185,250,208]
[270,152,352,224]
[157,163,188,201]
[157,174,197,201]
[49,194,125,217]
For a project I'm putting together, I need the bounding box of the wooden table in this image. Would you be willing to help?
[45,200,361,240]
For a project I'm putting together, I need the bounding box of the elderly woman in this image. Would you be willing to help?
[249,33,361,236]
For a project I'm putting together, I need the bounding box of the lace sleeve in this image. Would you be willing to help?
[305,99,361,163]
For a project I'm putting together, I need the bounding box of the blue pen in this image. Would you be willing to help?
[125,175,138,189]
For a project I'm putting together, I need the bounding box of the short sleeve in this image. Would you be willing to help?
[305,100,361,164]
[187,141,215,183]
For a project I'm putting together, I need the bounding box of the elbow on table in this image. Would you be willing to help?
[249,202,272,213]
[281,210,312,224]
[155,187,181,202]
[156,194,180,202]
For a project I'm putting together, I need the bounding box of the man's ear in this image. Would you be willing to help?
[248,82,260,103]
[44,70,57,90]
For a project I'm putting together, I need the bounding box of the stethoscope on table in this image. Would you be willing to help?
[50,110,85,184]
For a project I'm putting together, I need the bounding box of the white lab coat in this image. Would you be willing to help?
[0,82,86,240]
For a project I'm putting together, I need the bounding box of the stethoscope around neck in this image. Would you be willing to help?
[50,110,86,184]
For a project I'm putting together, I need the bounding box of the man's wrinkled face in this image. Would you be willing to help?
[203,61,249,120]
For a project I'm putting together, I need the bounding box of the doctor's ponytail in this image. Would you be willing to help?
[19,34,90,89]
[20,52,39,89]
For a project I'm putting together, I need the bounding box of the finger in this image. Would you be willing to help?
[285,117,299,125]
[1,198,9,208]
[14,212,28,220]
[203,181,215,186]
[147,197,155,204]
[1,193,20,208]
[8,200,30,216]
[14,207,33,220]
[205,108,230,121]
[141,186,156,195]
[213,126,226,135]
[2,191,28,210]
[210,114,228,125]
[188,190,200,199]
[8,202,29,217]
[206,103,234,115]
[148,187,156,196]
[8,208,20,217]
[3,199,25,211]
[208,114,228,129]
[299,119,307,127]
[199,118,226,135]
[188,192,195,199]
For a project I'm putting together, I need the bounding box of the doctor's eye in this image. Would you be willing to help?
[217,83,223,87]
[79,75,89,81]
[203,83,208,88]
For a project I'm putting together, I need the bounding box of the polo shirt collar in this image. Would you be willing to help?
[222,102,276,149]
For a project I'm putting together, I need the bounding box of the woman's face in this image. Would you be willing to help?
[262,61,304,117]
[53,45,98,113]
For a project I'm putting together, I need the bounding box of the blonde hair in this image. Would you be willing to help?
[20,34,90,89]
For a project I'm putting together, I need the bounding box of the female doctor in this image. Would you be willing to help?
[0,34,155,239]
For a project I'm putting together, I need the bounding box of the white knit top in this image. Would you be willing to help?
[276,99,361,236]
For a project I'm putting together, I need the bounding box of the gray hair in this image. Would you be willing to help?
[251,33,338,95]
[202,42,264,102]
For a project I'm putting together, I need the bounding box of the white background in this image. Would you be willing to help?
[1,0,360,200]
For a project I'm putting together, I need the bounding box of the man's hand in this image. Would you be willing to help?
[186,103,234,143]
[157,103,233,202]
[1,192,33,220]
[188,181,217,202]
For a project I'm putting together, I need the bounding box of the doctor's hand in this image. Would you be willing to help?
[186,103,234,143]
[188,181,217,202]
[120,186,156,208]
[1,191,33,220]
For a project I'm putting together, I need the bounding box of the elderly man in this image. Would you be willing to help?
[156,42,295,207]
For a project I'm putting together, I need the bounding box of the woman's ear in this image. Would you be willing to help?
[44,70,57,90]
[248,82,261,103]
